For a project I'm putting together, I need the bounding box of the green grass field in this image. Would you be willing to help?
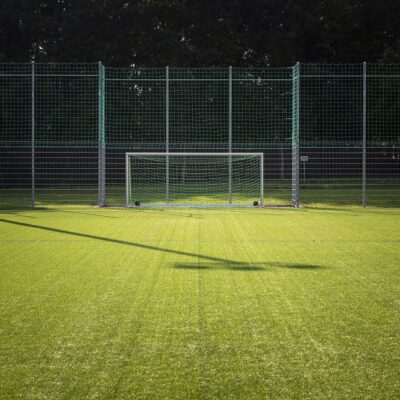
[1,206,400,399]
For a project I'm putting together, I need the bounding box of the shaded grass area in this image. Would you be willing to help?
[0,207,400,399]
[1,179,399,209]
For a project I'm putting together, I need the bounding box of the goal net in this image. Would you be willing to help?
[126,152,264,207]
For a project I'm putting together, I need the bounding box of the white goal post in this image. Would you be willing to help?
[125,152,264,207]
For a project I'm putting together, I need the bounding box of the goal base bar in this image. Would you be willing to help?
[128,203,260,208]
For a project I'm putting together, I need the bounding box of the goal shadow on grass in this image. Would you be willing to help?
[133,209,202,218]
[173,262,323,271]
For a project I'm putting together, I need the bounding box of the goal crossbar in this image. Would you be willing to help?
[125,152,264,208]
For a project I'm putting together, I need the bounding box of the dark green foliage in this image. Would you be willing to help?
[1,1,400,66]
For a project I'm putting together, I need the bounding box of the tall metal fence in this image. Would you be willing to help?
[0,63,399,208]
[297,64,400,207]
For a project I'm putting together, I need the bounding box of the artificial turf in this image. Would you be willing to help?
[0,206,399,399]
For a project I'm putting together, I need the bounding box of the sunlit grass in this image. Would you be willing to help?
[0,207,399,399]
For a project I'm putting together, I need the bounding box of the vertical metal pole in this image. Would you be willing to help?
[362,62,367,208]
[292,62,300,207]
[98,62,106,206]
[260,154,264,207]
[125,153,130,207]
[166,66,170,204]
[103,63,107,207]
[31,61,35,208]
[228,66,233,204]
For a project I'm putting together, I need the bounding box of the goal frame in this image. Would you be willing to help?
[125,152,264,207]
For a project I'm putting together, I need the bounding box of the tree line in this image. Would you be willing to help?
[1,0,400,67]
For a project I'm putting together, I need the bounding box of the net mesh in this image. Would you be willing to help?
[367,65,400,206]
[299,64,364,205]
[0,64,32,208]
[35,64,98,205]
[169,69,229,151]
[0,63,399,208]
[127,154,263,206]
[233,68,292,204]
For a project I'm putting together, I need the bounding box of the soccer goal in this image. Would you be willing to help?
[125,152,264,207]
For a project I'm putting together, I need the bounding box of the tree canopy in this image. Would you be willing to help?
[1,0,400,66]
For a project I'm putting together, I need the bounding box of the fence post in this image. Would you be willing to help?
[31,61,35,208]
[125,153,130,207]
[362,62,367,207]
[228,66,233,204]
[166,66,170,204]
[260,153,264,207]
[292,62,300,207]
[98,62,106,206]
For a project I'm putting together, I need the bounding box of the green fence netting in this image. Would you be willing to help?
[0,63,399,208]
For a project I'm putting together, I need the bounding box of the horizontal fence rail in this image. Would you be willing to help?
[0,63,399,208]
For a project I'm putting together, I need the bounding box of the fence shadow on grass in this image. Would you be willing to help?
[0,218,326,272]
[305,206,400,216]
[0,208,119,219]
[0,211,37,219]
[173,261,323,272]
